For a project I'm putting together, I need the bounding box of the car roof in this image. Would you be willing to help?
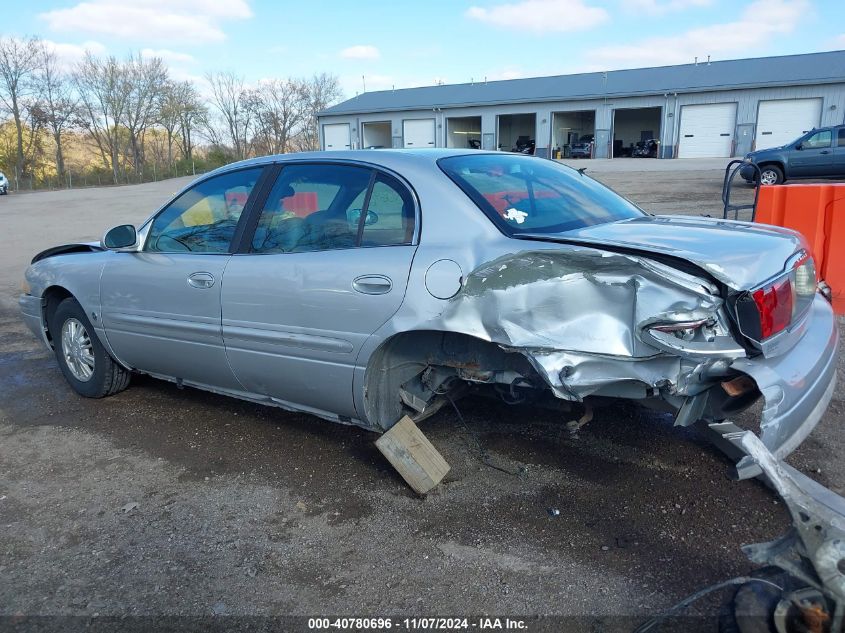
[203,148,535,179]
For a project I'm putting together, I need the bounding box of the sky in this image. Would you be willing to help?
[6,0,845,99]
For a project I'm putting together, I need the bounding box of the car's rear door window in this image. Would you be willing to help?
[438,154,644,235]
[146,167,263,253]
[838,128,845,147]
[359,174,416,247]
[251,164,371,253]
[250,164,416,253]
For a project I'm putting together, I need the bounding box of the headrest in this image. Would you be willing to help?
[277,184,295,199]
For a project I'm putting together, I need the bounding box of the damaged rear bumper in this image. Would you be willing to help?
[733,294,839,461]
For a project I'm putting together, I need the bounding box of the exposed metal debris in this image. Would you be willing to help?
[739,431,845,631]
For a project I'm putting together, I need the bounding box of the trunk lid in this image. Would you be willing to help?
[520,215,806,290]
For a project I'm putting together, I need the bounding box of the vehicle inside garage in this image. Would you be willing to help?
[612,107,662,157]
[361,121,392,149]
[446,116,482,149]
[551,110,595,157]
[497,113,536,153]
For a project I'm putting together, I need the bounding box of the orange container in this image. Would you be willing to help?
[755,184,845,315]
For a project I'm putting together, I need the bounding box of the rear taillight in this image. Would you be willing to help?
[752,277,793,339]
[739,254,816,342]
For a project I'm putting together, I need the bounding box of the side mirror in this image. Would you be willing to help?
[794,143,803,151]
[349,209,379,227]
[102,224,137,250]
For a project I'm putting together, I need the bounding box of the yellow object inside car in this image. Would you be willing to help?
[181,198,217,227]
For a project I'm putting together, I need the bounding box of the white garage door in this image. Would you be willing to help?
[678,103,737,158]
[755,98,822,150]
[403,119,435,148]
[323,123,350,151]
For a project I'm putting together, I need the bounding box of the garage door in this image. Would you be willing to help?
[403,119,435,148]
[755,98,822,151]
[678,103,737,158]
[323,123,350,151]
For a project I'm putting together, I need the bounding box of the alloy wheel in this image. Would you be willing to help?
[61,318,95,382]
[760,170,778,186]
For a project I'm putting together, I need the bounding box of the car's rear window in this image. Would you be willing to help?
[438,154,645,235]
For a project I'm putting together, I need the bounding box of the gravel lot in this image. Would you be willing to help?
[0,159,842,632]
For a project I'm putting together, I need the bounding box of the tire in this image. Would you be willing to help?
[758,165,783,186]
[49,297,130,398]
[718,567,828,633]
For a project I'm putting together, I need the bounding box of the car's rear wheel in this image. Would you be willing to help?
[50,297,130,398]
[758,165,783,186]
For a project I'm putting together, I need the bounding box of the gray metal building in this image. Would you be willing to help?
[317,50,845,159]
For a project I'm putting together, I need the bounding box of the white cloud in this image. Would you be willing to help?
[587,0,809,69]
[466,0,608,33]
[38,0,252,44]
[624,0,712,14]
[141,48,195,64]
[340,45,380,60]
[42,39,107,70]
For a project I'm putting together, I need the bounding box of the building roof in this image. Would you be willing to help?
[320,50,845,116]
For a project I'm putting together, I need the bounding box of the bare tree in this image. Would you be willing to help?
[156,80,181,175]
[205,71,251,159]
[175,81,204,167]
[250,78,308,155]
[123,53,168,180]
[73,52,132,183]
[34,44,78,184]
[293,73,342,152]
[0,36,43,187]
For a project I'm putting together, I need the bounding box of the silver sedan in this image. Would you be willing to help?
[19,150,838,477]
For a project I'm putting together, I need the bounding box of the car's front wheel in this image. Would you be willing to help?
[49,297,131,398]
[758,165,784,186]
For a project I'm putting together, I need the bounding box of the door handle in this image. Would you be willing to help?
[820,150,830,154]
[352,275,392,295]
[187,272,215,289]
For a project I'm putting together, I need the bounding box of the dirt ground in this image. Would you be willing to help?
[0,161,842,632]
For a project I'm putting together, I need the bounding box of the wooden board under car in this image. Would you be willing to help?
[375,416,450,495]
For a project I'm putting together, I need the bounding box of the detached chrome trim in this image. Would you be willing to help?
[644,328,746,359]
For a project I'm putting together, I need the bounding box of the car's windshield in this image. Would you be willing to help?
[438,154,644,235]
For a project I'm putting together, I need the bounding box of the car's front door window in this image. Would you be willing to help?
[802,130,832,150]
[146,167,263,253]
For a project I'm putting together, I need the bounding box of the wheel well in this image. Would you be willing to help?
[42,286,74,346]
[363,330,541,431]
[758,161,784,173]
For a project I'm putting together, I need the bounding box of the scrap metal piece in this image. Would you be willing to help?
[566,403,593,434]
[738,432,845,630]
